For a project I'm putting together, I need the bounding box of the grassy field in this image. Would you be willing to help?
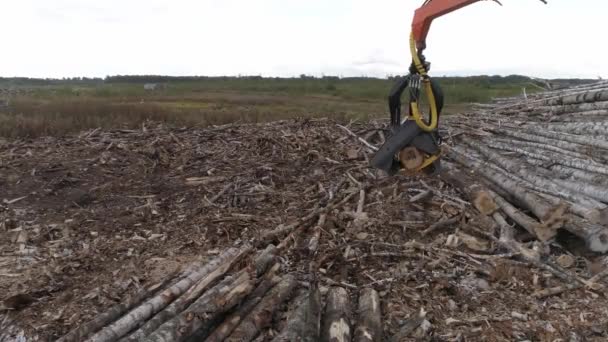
[0,75,587,138]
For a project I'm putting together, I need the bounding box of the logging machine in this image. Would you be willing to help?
[370,0,548,176]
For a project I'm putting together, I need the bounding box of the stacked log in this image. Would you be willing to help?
[56,243,386,342]
[443,80,608,253]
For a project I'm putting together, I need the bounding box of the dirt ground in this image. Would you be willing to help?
[1,118,608,341]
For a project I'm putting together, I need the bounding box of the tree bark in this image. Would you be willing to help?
[205,264,282,342]
[145,268,256,342]
[464,141,603,210]
[487,137,591,161]
[439,161,497,216]
[321,286,352,342]
[122,244,263,341]
[57,273,179,342]
[85,245,252,342]
[353,288,382,342]
[543,89,608,106]
[270,284,322,342]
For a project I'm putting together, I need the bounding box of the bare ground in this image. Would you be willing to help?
[1,118,607,341]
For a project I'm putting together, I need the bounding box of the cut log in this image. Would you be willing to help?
[85,245,252,342]
[543,89,608,106]
[205,264,282,342]
[321,286,352,342]
[439,162,497,216]
[463,142,603,210]
[490,127,597,156]
[145,267,256,342]
[353,288,382,342]
[270,283,322,342]
[56,272,180,342]
[225,274,300,342]
[122,244,263,341]
[486,137,592,162]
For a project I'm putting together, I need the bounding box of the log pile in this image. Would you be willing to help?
[4,81,608,341]
[443,80,608,253]
[54,241,385,342]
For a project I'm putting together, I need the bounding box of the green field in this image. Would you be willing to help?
[0,75,592,138]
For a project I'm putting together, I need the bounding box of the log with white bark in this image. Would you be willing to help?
[463,142,604,211]
[57,273,180,342]
[84,244,252,342]
[353,288,382,342]
[144,267,256,342]
[225,274,300,341]
[321,286,352,342]
[122,244,273,341]
[450,146,608,251]
[205,264,282,342]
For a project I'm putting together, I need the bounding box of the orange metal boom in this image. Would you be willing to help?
[412,0,484,51]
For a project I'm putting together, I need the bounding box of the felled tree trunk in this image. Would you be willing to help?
[225,275,300,342]
[57,273,180,342]
[85,245,252,342]
[121,245,254,341]
[205,264,282,342]
[464,141,603,210]
[145,268,256,342]
[271,284,322,342]
[439,161,497,216]
[353,288,382,342]
[321,287,352,342]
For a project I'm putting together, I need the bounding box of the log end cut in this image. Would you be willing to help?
[473,190,498,216]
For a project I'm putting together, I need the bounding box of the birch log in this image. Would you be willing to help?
[145,268,256,342]
[85,245,252,342]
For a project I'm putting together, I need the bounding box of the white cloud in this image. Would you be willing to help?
[1,0,606,79]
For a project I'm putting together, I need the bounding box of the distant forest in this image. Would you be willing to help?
[0,74,598,88]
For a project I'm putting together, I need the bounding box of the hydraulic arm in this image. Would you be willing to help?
[370,0,547,176]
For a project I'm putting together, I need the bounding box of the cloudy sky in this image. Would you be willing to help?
[2,0,606,79]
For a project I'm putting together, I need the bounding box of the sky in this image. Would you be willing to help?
[1,0,607,79]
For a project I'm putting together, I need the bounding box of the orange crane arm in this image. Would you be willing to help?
[412,0,484,51]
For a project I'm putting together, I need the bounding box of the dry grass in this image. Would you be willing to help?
[0,92,381,138]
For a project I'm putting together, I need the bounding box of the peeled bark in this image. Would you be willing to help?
[271,284,322,342]
[205,264,282,342]
[353,288,382,342]
[85,245,252,342]
[145,268,256,342]
[321,287,352,342]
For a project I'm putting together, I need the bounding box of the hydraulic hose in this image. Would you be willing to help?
[409,32,439,132]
